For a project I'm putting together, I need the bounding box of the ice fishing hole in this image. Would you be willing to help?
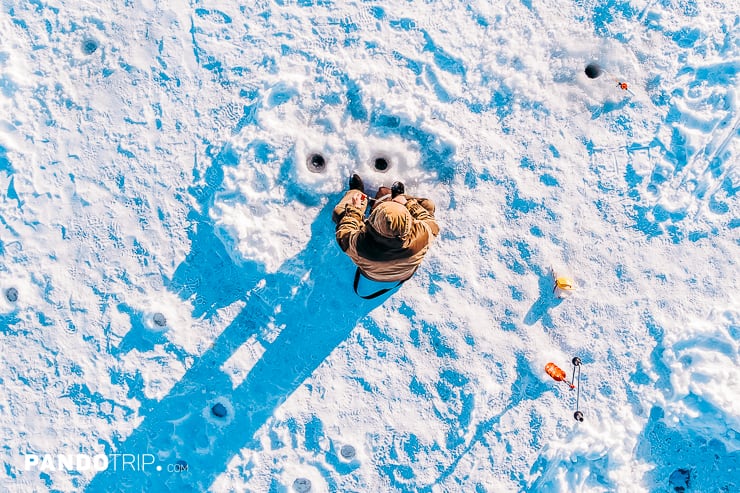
[293,478,311,492]
[585,62,602,79]
[153,312,167,327]
[306,153,326,173]
[373,156,390,172]
[212,403,228,418]
[5,287,18,302]
[340,444,356,459]
[82,38,99,55]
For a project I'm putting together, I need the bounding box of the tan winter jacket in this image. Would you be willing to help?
[334,195,440,283]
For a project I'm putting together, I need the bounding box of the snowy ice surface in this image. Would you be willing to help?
[0,0,738,492]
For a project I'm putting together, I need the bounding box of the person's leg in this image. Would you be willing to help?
[371,186,392,212]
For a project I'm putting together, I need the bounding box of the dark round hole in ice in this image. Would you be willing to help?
[153,312,167,327]
[175,459,188,469]
[211,403,228,418]
[82,39,99,55]
[307,153,326,173]
[340,444,356,459]
[585,63,603,79]
[293,478,312,492]
[5,287,19,303]
[669,468,690,491]
[373,157,389,172]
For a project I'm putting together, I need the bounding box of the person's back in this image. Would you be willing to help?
[333,174,440,286]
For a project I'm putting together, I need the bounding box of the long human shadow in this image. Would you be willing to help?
[86,199,389,492]
[523,269,562,326]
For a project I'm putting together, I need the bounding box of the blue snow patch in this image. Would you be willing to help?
[539,173,559,187]
[0,75,19,97]
[529,225,543,237]
[0,313,22,335]
[636,407,740,493]
[369,6,385,20]
[492,87,513,121]
[694,61,739,86]
[236,103,259,135]
[671,27,702,48]
[421,30,466,77]
[389,17,417,31]
[520,156,535,170]
[345,78,368,121]
[371,112,401,128]
[7,177,20,206]
[0,145,12,173]
[195,8,232,23]
[422,321,457,359]
[423,65,453,102]
[392,50,423,76]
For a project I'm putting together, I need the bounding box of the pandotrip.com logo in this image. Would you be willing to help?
[23,453,189,473]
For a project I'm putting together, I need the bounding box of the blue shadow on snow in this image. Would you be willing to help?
[523,268,563,326]
[85,149,391,492]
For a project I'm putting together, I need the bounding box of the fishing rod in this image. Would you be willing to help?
[545,356,584,421]
[362,181,405,204]
[570,357,583,422]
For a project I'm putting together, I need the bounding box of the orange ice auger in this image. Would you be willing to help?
[545,362,574,389]
[545,357,584,421]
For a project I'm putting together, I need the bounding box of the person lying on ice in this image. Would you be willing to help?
[332,174,440,298]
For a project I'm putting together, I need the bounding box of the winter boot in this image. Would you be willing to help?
[391,181,405,198]
[349,173,365,193]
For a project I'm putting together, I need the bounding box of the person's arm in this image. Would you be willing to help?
[402,197,440,236]
[335,196,366,252]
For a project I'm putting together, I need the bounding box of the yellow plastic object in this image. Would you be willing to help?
[553,276,575,299]
[555,277,575,291]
